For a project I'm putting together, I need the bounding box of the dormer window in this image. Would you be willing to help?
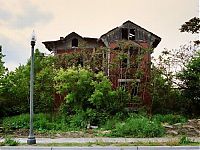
[72,38,78,48]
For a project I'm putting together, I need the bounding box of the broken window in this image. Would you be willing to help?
[122,28,128,40]
[129,29,135,40]
[72,38,78,47]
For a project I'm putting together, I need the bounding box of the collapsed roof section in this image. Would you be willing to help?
[100,20,161,48]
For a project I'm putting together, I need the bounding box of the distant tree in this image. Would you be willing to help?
[180,17,200,34]
[180,17,200,45]
[0,46,7,78]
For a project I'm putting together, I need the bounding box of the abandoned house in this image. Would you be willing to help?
[43,20,161,110]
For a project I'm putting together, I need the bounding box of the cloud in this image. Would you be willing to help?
[0,8,12,21]
[0,1,53,29]
[0,34,30,71]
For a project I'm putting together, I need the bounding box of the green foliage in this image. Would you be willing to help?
[3,114,29,130]
[0,49,56,118]
[179,136,193,145]
[55,67,130,126]
[177,51,200,115]
[0,45,7,78]
[101,113,125,130]
[0,65,30,117]
[0,137,20,146]
[110,116,165,137]
[180,17,200,34]
[152,114,187,125]
[2,113,69,131]
[0,46,9,118]
[55,67,94,111]
[151,66,184,114]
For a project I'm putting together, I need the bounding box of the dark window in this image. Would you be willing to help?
[122,28,128,40]
[129,29,135,40]
[72,38,78,47]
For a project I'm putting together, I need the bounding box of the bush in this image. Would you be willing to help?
[111,116,165,137]
[56,68,130,127]
[152,114,187,125]
[3,114,29,130]
[3,113,60,131]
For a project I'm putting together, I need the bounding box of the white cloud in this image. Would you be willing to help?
[0,0,53,29]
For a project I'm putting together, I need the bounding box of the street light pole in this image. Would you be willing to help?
[27,31,36,145]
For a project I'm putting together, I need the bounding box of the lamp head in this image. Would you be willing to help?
[31,30,36,42]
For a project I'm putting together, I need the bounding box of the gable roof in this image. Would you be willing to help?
[42,32,99,51]
[100,20,161,48]
[101,20,161,39]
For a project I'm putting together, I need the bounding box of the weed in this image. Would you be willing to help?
[179,136,193,144]
[111,116,165,137]
[152,114,187,125]
[1,136,20,146]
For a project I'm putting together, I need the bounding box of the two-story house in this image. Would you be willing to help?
[43,20,161,110]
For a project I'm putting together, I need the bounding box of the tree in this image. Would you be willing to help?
[177,52,200,115]
[0,46,9,118]
[180,17,200,34]
[0,46,7,79]
[151,17,200,115]
[0,49,56,117]
[180,17,200,45]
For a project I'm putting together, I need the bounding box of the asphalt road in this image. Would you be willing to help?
[0,146,200,150]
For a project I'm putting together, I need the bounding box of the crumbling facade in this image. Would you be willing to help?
[43,20,161,110]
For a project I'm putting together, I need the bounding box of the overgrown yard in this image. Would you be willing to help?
[1,113,199,138]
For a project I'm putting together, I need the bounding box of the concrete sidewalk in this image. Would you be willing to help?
[0,137,200,143]
[0,146,200,150]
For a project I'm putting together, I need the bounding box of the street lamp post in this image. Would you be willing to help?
[27,31,36,145]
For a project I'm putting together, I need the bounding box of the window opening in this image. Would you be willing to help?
[72,38,78,47]
[122,28,128,40]
[129,29,135,40]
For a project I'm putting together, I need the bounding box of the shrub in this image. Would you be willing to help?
[152,114,187,125]
[2,113,67,131]
[55,67,130,127]
[3,114,29,130]
[111,116,165,137]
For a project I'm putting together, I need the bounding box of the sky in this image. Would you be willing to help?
[0,0,199,71]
